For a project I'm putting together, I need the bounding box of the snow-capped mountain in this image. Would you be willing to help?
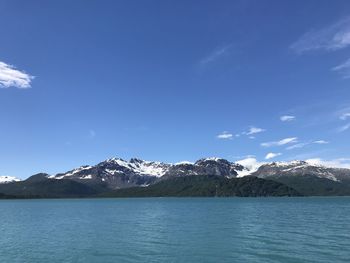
[251,160,350,182]
[2,157,350,196]
[24,157,349,193]
[50,158,168,189]
[163,158,243,178]
[0,176,21,184]
[246,160,350,196]
[50,157,244,189]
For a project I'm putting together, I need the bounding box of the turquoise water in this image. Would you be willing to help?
[1,198,350,262]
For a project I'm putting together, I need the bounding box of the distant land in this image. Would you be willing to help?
[1,157,350,198]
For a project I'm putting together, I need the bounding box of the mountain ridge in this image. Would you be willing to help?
[1,157,350,197]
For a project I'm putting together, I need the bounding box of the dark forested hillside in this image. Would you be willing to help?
[101,175,301,198]
[0,174,300,199]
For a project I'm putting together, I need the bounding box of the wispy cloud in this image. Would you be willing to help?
[246,126,265,135]
[332,58,350,78]
[340,112,350,120]
[313,140,329,144]
[286,142,308,150]
[338,123,350,132]
[200,44,232,65]
[290,17,350,53]
[236,126,266,139]
[280,115,296,122]
[261,137,298,147]
[265,152,282,160]
[217,131,233,140]
[306,158,350,169]
[286,140,329,150]
[0,61,34,89]
[335,106,350,122]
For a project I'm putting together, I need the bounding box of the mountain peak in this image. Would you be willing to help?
[49,156,246,189]
[196,157,226,163]
[43,157,350,190]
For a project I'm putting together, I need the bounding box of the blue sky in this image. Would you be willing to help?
[1,0,350,178]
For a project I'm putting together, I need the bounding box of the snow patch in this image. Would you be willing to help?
[0,176,21,184]
[79,175,93,180]
[202,157,224,162]
[105,158,169,177]
[235,158,264,177]
[175,161,194,165]
[63,166,92,177]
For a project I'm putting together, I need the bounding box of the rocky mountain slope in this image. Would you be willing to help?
[252,161,350,181]
[50,157,244,189]
[251,161,350,195]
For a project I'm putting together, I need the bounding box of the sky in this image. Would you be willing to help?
[1,0,350,178]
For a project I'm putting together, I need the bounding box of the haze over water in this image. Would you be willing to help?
[1,197,350,263]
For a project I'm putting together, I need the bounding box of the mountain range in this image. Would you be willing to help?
[1,157,350,198]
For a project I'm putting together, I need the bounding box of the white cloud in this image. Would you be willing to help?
[200,44,232,65]
[280,115,295,122]
[0,61,34,89]
[290,17,350,53]
[217,131,233,140]
[237,126,265,138]
[332,58,350,78]
[246,126,265,135]
[339,112,350,120]
[286,140,329,150]
[313,140,329,144]
[335,107,350,121]
[286,143,307,150]
[265,152,282,160]
[338,123,350,132]
[306,158,350,169]
[261,137,298,147]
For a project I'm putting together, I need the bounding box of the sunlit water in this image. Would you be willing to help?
[1,197,350,262]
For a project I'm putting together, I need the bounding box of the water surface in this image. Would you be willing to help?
[1,197,349,262]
